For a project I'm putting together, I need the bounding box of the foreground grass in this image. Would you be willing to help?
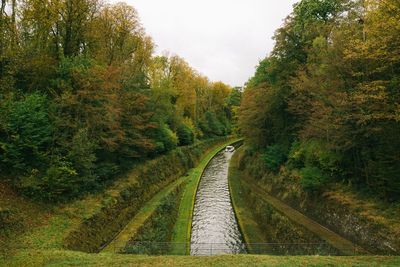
[2,249,400,267]
[171,138,242,254]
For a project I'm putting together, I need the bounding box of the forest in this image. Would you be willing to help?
[0,1,240,201]
[239,0,400,200]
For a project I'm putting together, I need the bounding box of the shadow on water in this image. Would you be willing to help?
[190,149,246,256]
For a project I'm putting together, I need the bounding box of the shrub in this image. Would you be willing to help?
[96,162,120,181]
[199,111,225,137]
[0,93,53,173]
[262,144,287,172]
[177,124,194,146]
[152,123,178,153]
[288,140,340,174]
[68,128,98,179]
[299,166,329,193]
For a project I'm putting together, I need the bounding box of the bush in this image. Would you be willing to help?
[205,111,224,136]
[163,127,178,151]
[198,111,226,138]
[262,144,287,172]
[68,128,98,179]
[177,124,194,146]
[288,140,340,174]
[0,93,53,173]
[96,162,120,181]
[299,166,329,193]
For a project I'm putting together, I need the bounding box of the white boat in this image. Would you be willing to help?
[225,145,235,152]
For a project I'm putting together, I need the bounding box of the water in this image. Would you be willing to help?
[190,149,246,255]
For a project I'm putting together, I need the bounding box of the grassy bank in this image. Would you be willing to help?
[123,186,183,255]
[2,249,400,267]
[1,138,233,255]
[63,138,236,253]
[171,138,242,254]
[228,148,265,252]
[229,147,363,255]
[236,146,400,255]
[101,177,186,253]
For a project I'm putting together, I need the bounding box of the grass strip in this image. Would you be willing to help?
[171,138,243,255]
[228,147,265,253]
[3,249,400,267]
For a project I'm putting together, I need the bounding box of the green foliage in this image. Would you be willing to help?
[246,59,276,87]
[227,87,242,107]
[262,145,287,172]
[95,162,120,181]
[0,93,53,172]
[299,166,329,193]
[288,141,340,174]
[68,128,98,178]
[153,124,178,153]
[0,0,233,202]
[52,57,93,91]
[177,124,194,146]
[39,161,80,201]
[293,0,343,25]
[200,111,226,137]
[240,0,400,200]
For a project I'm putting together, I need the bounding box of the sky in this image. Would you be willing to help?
[111,0,299,87]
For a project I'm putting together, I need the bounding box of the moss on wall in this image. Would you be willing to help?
[123,185,183,255]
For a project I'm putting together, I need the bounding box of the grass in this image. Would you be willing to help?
[2,249,400,267]
[323,186,400,237]
[101,175,189,253]
[228,148,266,252]
[171,138,243,254]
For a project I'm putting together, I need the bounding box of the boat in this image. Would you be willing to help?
[225,145,235,152]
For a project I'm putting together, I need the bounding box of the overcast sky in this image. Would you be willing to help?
[111,0,299,86]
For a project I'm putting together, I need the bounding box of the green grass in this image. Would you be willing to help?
[228,148,266,252]
[2,249,400,267]
[101,175,189,253]
[171,138,242,254]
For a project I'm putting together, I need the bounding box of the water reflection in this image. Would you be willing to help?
[190,149,245,255]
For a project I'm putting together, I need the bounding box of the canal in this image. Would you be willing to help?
[190,147,245,255]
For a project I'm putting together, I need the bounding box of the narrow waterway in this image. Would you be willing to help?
[190,148,245,255]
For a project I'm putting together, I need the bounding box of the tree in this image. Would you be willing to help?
[0,93,53,173]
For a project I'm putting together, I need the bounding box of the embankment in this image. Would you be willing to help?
[63,137,236,253]
[233,146,400,255]
[229,149,342,255]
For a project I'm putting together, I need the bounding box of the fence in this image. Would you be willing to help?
[112,241,364,256]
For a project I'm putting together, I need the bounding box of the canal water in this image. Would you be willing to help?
[190,148,246,255]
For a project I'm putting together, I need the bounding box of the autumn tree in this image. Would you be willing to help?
[240,0,400,199]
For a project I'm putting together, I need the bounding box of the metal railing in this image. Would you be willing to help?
[114,241,363,256]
